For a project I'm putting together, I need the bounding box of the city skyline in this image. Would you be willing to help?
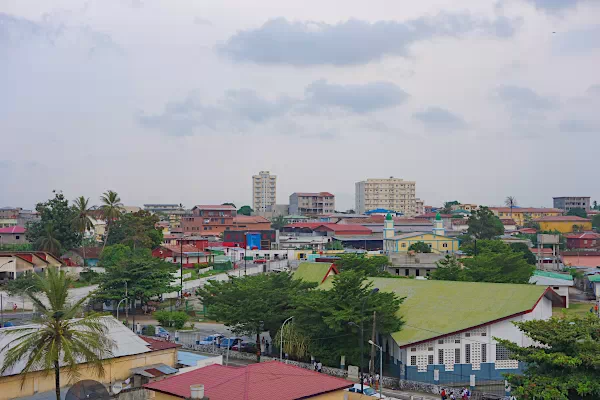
[1,0,599,210]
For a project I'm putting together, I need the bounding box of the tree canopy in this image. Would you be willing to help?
[26,191,82,255]
[467,206,505,239]
[497,314,600,400]
[237,205,253,216]
[106,210,163,249]
[334,254,391,277]
[270,215,286,230]
[196,273,316,361]
[593,214,600,229]
[408,241,432,253]
[95,245,178,304]
[567,207,588,218]
[442,201,460,214]
[509,242,537,265]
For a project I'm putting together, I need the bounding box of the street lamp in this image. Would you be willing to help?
[368,340,383,399]
[350,287,379,395]
[280,316,294,361]
[22,285,35,314]
[116,297,128,322]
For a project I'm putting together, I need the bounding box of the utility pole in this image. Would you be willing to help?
[369,311,376,375]
[180,238,184,299]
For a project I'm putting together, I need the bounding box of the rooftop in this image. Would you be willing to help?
[0,226,25,234]
[532,270,574,281]
[161,244,207,255]
[233,215,270,224]
[565,232,600,239]
[416,213,452,219]
[140,335,182,350]
[322,278,551,347]
[144,361,353,400]
[535,216,591,222]
[292,192,335,197]
[293,262,338,284]
[490,207,563,213]
[193,205,236,211]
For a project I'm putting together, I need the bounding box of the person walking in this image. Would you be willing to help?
[265,340,270,354]
[440,388,447,400]
[317,361,322,373]
[375,373,380,390]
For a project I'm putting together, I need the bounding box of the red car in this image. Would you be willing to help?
[254,259,267,264]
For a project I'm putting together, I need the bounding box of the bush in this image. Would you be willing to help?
[142,324,155,335]
[79,269,100,283]
[153,310,189,329]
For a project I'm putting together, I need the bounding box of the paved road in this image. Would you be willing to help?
[0,284,98,311]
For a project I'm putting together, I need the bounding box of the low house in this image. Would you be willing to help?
[0,254,34,281]
[387,252,446,278]
[60,247,103,266]
[588,275,600,299]
[565,232,600,249]
[144,361,354,400]
[231,215,271,231]
[536,216,593,234]
[320,278,561,385]
[500,218,517,232]
[152,245,210,267]
[385,232,459,254]
[451,218,468,232]
[0,226,27,245]
[529,270,574,307]
[0,317,180,398]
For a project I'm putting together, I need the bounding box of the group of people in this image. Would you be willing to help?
[361,373,381,390]
[260,337,270,354]
[440,387,471,400]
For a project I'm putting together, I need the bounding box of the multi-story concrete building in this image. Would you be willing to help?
[143,204,187,216]
[489,207,563,227]
[289,192,335,216]
[355,177,417,216]
[181,205,236,234]
[553,196,591,212]
[252,171,277,213]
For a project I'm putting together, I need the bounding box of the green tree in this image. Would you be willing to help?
[496,315,600,400]
[196,273,316,361]
[71,196,94,266]
[592,214,600,229]
[430,255,464,281]
[509,242,537,265]
[106,210,163,249]
[461,239,510,256]
[505,196,517,217]
[237,205,253,216]
[0,268,115,400]
[4,272,42,296]
[523,214,540,230]
[408,241,432,253]
[467,206,505,239]
[26,191,81,255]
[290,271,404,367]
[100,190,123,251]
[335,254,390,277]
[222,202,236,208]
[0,243,33,252]
[593,200,598,211]
[325,240,344,250]
[442,201,460,214]
[567,207,587,218]
[95,245,178,306]
[270,215,286,230]
[462,251,534,283]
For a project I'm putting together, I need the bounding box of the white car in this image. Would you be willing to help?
[198,334,224,345]
[346,384,387,399]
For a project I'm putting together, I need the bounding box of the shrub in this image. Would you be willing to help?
[142,324,155,336]
[153,310,189,329]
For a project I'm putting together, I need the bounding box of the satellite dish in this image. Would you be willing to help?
[112,381,123,394]
[66,380,110,400]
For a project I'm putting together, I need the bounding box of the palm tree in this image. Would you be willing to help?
[35,224,61,256]
[72,196,93,266]
[505,196,517,218]
[100,190,123,251]
[0,268,115,400]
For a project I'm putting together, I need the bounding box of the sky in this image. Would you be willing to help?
[1,0,599,211]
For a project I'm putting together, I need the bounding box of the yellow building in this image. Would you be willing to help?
[384,213,459,254]
[489,207,562,226]
[0,318,179,399]
[451,203,478,212]
[536,216,593,233]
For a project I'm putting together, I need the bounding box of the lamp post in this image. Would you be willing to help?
[22,285,35,314]
[0,260,15,327]
[116,297,128,322]
[369,340,383,399]
[280,316,294,361]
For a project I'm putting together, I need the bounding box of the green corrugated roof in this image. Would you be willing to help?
[533,270,573,281]
[293,262,334,284]
[588,275,600,282]
[321,277,547,347]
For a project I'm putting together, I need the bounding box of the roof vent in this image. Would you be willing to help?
[190,384,206,399]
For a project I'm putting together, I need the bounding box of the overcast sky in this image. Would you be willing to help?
[1,0,599,211]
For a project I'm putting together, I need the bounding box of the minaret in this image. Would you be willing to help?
[433,212,445,236]
[383,213,395,253]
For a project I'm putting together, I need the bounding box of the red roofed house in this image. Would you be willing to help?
[536,215,593,234]
[231,215,271,231]
[144,361,354,400]
[314,224,372,236]
[565,232,600,249]
[289,192,335,216]
[152,245,210,267]
[181,205,237,235]
[0,226,27,245]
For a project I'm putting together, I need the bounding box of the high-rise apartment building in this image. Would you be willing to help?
[253,171,277,213]
[553,197,590,212]
[289,192,335,216]
[355,177,417,216]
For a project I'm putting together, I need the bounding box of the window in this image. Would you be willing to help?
[401,243,407,248]
[428,355,434,365]
[221,219,225,224]
[395,268,400,275]
[496,345,512,361]
[438,349,444,364]
[438,340,444,344]
[482,344,487,362]
[410,356,416,366]
[442,243,448,248]
[411,347,416,352]
[553,286,560,290]
[428,347,434,351]
[455,339,460,343]
[465,332,471,337]
[15,236,19,240]
[455,348,461,364]
[465,344,471,364]
[405,269,409,276]
[416,269,420,277]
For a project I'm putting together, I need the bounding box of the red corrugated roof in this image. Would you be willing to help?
[161,245,207,255]
[416,213,452,218]
[284,223,325,229]
[233,215,270,224]
[140,336,181,350]
[565,232,600,239]
[144,361,353,400]
[0,226,25,234]
[315,224,372,233]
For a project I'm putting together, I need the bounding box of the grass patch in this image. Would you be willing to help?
[553,302,596,317]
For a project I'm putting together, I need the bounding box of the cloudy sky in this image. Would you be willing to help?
[1,0,599,211]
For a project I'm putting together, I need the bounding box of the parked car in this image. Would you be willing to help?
[220,337,242,349]
[254,259,267,264]
[155,326,170,338]
[198,334,225,345]
[346,384,386,399]
[231,341,257,353]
